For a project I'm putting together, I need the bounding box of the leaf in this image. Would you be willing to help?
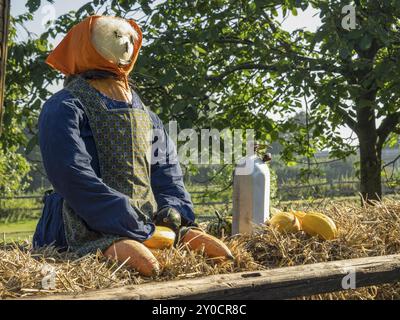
[36,40,48,52]
[31,99,42,111]
[255,0,264,10]
[159,70,177,86]
[347,29,363,40]
[195,45,207,55]
[26,0,41,13]
[173,101,187,113]
[287,161,298,167]
[359,35,372,51]
[140,1,152,15]
[76,3,95,17]
[339,46,350,59]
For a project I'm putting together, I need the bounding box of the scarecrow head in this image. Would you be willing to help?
[46,15,143,79]
[91,16,139,66]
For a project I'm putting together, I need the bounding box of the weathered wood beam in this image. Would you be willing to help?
[0,0,10,134]
[28,254,400,300]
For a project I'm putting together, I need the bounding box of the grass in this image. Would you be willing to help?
[0,196,42,224]
[0,219,38,242]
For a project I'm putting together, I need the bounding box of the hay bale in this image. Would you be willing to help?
[1,199,400,299]
[229,198,400,299]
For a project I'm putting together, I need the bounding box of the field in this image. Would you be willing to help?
[2,188,395,242]
[0,185,234,241]
[0,195,42,242]
[0,220,36,242]
[1,193,400,299]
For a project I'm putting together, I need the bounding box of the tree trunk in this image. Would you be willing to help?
[359,137,382,203]
[357,106,382,203]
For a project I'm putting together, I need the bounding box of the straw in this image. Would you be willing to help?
[1,198,400,299]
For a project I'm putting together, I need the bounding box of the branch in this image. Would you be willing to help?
[206,63,278,82]
[296,157,349,166]
[215,37,254,46]
[334,105,359,134]
[382,154,400,169]
[189,164,229,184]
[377,112,400,149]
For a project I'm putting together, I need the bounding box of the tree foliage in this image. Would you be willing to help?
[0,147,31,195]
[1,10,59,193]
[7,0,400,200]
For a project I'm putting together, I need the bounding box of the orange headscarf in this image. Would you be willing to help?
[46,16,143,102]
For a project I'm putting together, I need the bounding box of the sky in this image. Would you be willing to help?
[11,0,95,42]
[11,1,322,40]
[9,1,353,140]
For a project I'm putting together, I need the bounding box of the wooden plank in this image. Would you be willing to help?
[27,254,400,300]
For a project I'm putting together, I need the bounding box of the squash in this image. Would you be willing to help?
[297,212,338,240]
[269,212,301,233]
[181,228,235,262]
[292,211,307,219]
[144,226,176,249]
[103,239,160,277]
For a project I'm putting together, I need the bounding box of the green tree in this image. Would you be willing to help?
[137,0,399,202]
[24,0,400,202]
[294,1,400,202]
[0,147,31,195]
[1,11,58,193]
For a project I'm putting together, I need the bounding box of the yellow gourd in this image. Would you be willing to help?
[297,211,338,240]
[292,211,307,219]
[143,226,176,249]
[269,212,301,233]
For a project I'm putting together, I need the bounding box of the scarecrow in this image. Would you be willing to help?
[33,16,233,276]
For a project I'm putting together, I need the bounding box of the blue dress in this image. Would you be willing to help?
[33,88,195,250]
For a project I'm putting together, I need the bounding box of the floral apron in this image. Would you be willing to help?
[62,76,157,256]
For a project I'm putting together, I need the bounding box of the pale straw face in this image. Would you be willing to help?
[91,16,139,66]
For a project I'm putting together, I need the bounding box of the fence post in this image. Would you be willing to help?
[0,0,11,134]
